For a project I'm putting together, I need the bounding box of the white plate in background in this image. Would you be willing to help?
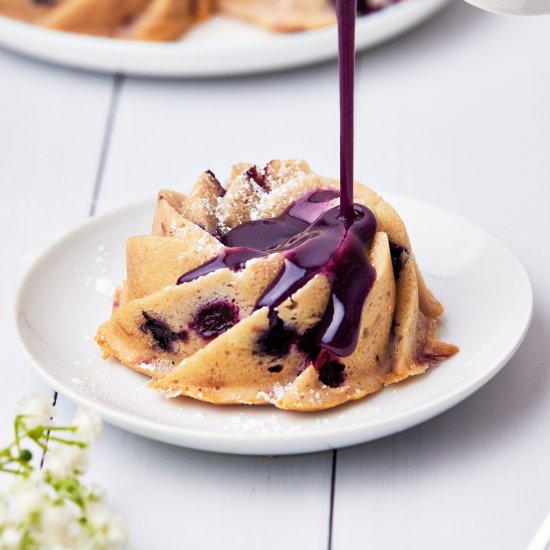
[15,194,532,455]
[0,0,451,77]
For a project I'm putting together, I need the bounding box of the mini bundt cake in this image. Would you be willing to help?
[0,0,402,41]
[96,160,458,411]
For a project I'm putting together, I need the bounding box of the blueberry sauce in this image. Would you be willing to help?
[178,189,339,285]
[177,248,258,285]
[255,205,377,358]
[140,312,188,353]
[178,191,377,359]
[222,189,339,250]
[191,301,239,340]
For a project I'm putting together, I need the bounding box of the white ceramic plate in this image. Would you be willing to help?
[15,194,532,456]
[0,0,450,77]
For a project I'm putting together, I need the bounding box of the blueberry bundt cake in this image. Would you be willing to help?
[0,0,402,41]
[96,160,458,411]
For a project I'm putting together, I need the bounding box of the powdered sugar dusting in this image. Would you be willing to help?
[255,382,293,405]
[208,161,314,236]
[162,387,183,399]
[214,195,230,235]
[94,244,109,273]
[222,413,304,435]
[95,277,115,297]
[264,159,310,190]
[139,362,157,374]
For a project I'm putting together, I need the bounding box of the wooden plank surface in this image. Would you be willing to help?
[2,2,550,549]
[0,49,112,457]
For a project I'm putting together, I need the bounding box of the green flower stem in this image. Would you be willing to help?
[14,418,23,452]
[0,416,85,478]
[0,452,33,475]
[0,442,17,458]
[0,466,23,474]
[28,438,48,451]
[47,436,87,448]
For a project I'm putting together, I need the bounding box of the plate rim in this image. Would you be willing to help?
[0,0,452,77]
[14,194,534,455]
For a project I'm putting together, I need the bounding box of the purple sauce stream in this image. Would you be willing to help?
[336,0,356,220]
[177,189,377,357]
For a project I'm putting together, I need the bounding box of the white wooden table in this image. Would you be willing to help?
[1,3,550,549]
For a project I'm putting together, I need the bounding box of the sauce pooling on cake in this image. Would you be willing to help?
[177,189,377,358]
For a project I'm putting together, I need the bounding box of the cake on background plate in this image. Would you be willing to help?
[0,0,402,41]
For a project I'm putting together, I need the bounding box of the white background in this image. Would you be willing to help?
[1,2,549,548]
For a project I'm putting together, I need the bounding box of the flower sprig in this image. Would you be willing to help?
[0,394,126,550]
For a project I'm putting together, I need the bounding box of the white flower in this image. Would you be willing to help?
[103,514,127,549]
[87,501,110,530]
[38,501,80,549]
[17,393,54,430]
[87,502,127,550]
[73,410,102,443]
[89,484,106,502]
[44,445,88,480]
[1,394,126,550]
[10,470,46,499]
[0,526,22,549]
[0,496,8,530]
[8,485,46,525]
